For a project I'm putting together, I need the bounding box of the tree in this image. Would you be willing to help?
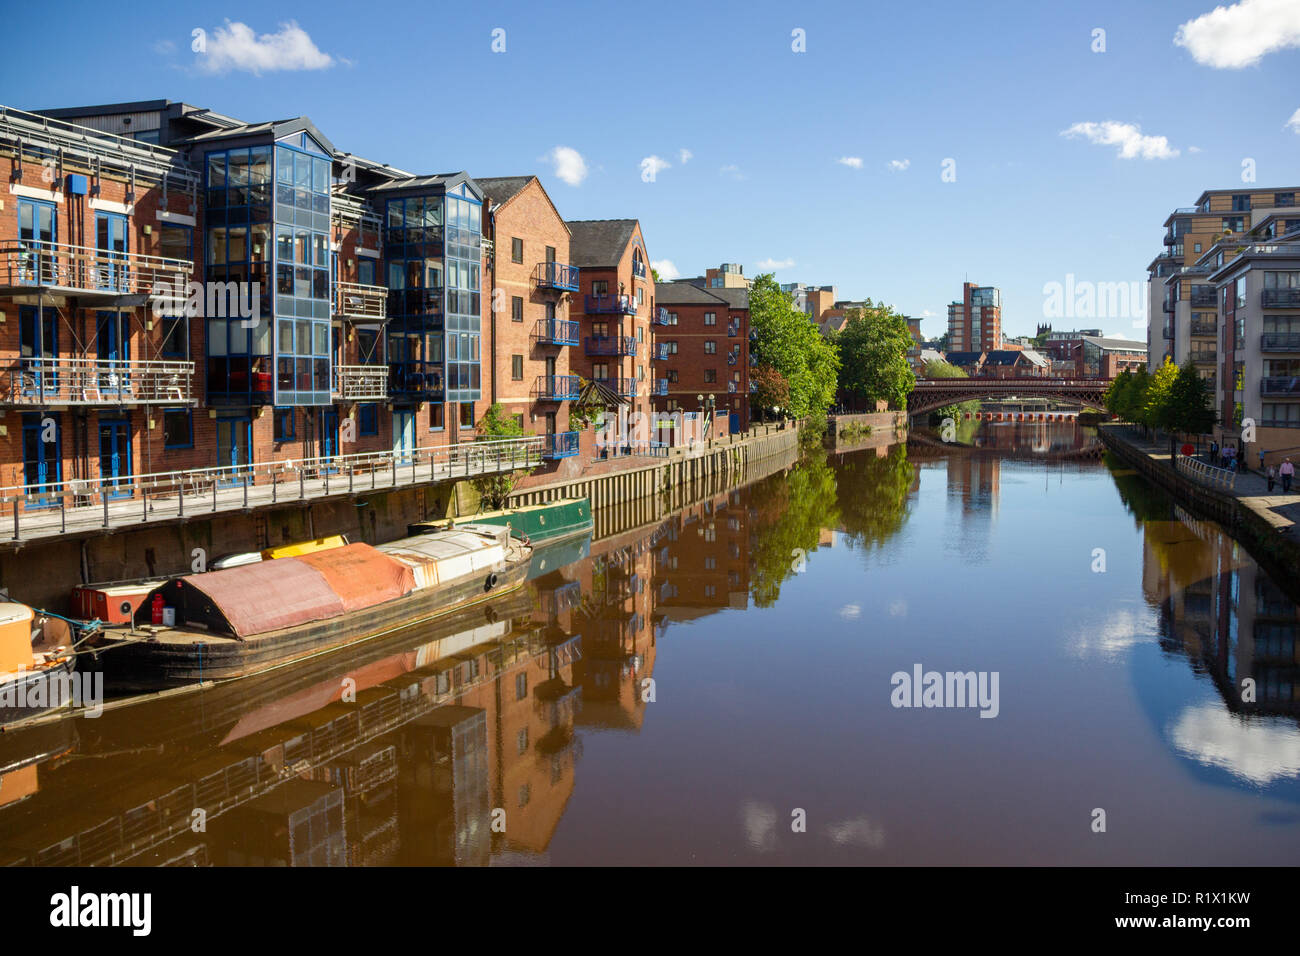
[750,364,791,417]
[1167,362,1217,453]
[748,274,841,418]
[923,359,978,422]
[471,403,536,510]
[834,304,916,409]
[1143,357,1182,458]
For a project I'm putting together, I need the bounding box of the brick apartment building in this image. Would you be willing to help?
[947,282,1002,352]
[0,98,691,511]
[565,220,658,447]
[654,281,750,431]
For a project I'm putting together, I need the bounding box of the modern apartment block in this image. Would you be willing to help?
[0,96,684,522]
[654,281,750,431]
[781,282,837,325]
[947,282,1002,352]
[1147,186,1300,380]
[565,220,658,447]
[1204,224,1300,462]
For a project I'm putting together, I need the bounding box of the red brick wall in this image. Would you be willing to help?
[651,298,749,429]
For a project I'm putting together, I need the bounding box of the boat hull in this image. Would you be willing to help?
[0,656,78,729]
[409,498,592,546]
[88,561,531,690]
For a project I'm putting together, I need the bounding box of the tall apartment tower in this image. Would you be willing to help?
[947,282,1002,352]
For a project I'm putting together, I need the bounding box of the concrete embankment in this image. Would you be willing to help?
[1098,422,1300,581]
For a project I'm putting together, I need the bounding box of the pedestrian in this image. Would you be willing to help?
[1282,458,1295,494]
[1259,449,1266,472]
[1210,440,1218,464]
[1267,464,1277,492]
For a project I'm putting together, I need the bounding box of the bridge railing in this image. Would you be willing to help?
[1178,455,1237,491]
[912,378,1109,387]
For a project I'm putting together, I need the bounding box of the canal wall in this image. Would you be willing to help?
[0,422,803,614]
[825,412,907,451]
[1098,423,1300,582]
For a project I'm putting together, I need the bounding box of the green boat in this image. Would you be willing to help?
[408,497,592,546]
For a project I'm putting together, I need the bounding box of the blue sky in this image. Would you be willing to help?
[7,0,1299,340]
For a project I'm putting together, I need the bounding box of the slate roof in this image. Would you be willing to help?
[656,282,727,305]
[366,172,479,194]
[1080,335,1148,352]
[983,350,1027,366]
[474,176,534,206]
[944,351,986,366]
[566,219,638,267]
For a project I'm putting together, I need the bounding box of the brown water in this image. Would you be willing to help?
[3,422,1299,866]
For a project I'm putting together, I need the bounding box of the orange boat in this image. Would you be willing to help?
[0,602,76,728]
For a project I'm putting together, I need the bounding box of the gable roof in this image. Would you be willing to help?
[983,350,1026,366]
[656,281,727,305]
[366,171,480,195]
[710,287,749,310]
[944,351,985,366]
[180,116,336,155]
[476,175,571,235]
[566,219,639,267]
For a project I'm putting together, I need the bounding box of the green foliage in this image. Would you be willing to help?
[746,451,840,608]
[798,413,828,453]
[471,402,535,510]
[923,359,978,421]
[1167,362,1216,436]
[750,364,791,415]
[838,422,872,441]
[748,274,840,418]
[565,378,605,431]
[1104,366,1150,424]
[834,303,916,409]
[1143,358,1180,431]
[835,444,915,552]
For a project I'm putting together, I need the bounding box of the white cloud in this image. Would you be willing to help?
[837,156,863,169]
[640,155,671,179]
[152,39,177,56]
[1188,145,1203,153]
[651,259,680,280]
[1061,121,1179,160]
[839,603,861,620]
[921,309,935,317]
[756,257,795,271]
[678,148,693,164]
[1169,703,1300,785]
[545,146,588,186]
[196,20,335,75]
[825,816,885,848]
[719,164,745,181]
[887,158,910,171]
[1287,108,1300,133]
[1174,0,1300,69]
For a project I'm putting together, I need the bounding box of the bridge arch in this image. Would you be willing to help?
[906,379,1109,418]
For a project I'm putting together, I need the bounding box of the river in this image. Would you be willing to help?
[2,421,1298,866]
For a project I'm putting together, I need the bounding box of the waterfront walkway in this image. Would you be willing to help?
[1107,426,1300,535]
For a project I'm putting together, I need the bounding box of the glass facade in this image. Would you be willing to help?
[383,181,482,404]
[203,132,333,406]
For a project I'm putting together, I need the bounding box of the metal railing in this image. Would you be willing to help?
[533,318,579,346]
[584,294,636,315]
[1261,377,1300,396]
[1189,320,1217,336]
[535,374,580,400]
[0,240,192,298]
[535,261,580,292]
[332,365,388,400]
[334,281,387,320]
[592,376,636,398]
[542,431,580,459]
[653,307,673,326]
[1263,289,1300,308]
[0,357,195,406]
[1180,455,1237,490]
[0,436,544,543]
[649,379,668,396]
[585,335,636,356]
[1262,333,1300,351]
[651,343,671,360]
[1190,288,1217,307]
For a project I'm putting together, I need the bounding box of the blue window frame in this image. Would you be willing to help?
[21,412,61,506]
[274,407,296,442]
[162,408,193,448]
[358,403,378,436]
[95,212,128,291]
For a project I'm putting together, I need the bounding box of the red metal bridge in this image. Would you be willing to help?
[907,378,1110,417]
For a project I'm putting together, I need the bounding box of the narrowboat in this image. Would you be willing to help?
[87,524,531,689]
[0,601,77,728]
[408,497,592,546]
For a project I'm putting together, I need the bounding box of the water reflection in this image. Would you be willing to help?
[2,422,1299,864]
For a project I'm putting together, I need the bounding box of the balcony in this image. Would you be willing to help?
[535,374,580,401]
[387,286,444,321]
[1162,325,1174,340]
[651,343,671,361]
[727,351,739,366]
[1263,289,1300,308]
[0,358,195,406]
[542,431,580,459]
[1189,351,1217,364]
[1260,377,1300,396]
[1190,320,1217,336]
[649,379,668,396]
[534,261,579,292]
[0,240,192,303]
[632,259,647,279]
[585,335,636,357]
[728,322,740,337]
[387,363,443,398]
[533,318,579,347]
[334,282,387,321]
[727,381,738,394]
[592,376,636,398]
[584,294,636,315]
[653,307,673,326]
[1163,233,1178,246]
[1190,288,1217,307]
[1262,333,1300,351]
[332,365,388,401]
